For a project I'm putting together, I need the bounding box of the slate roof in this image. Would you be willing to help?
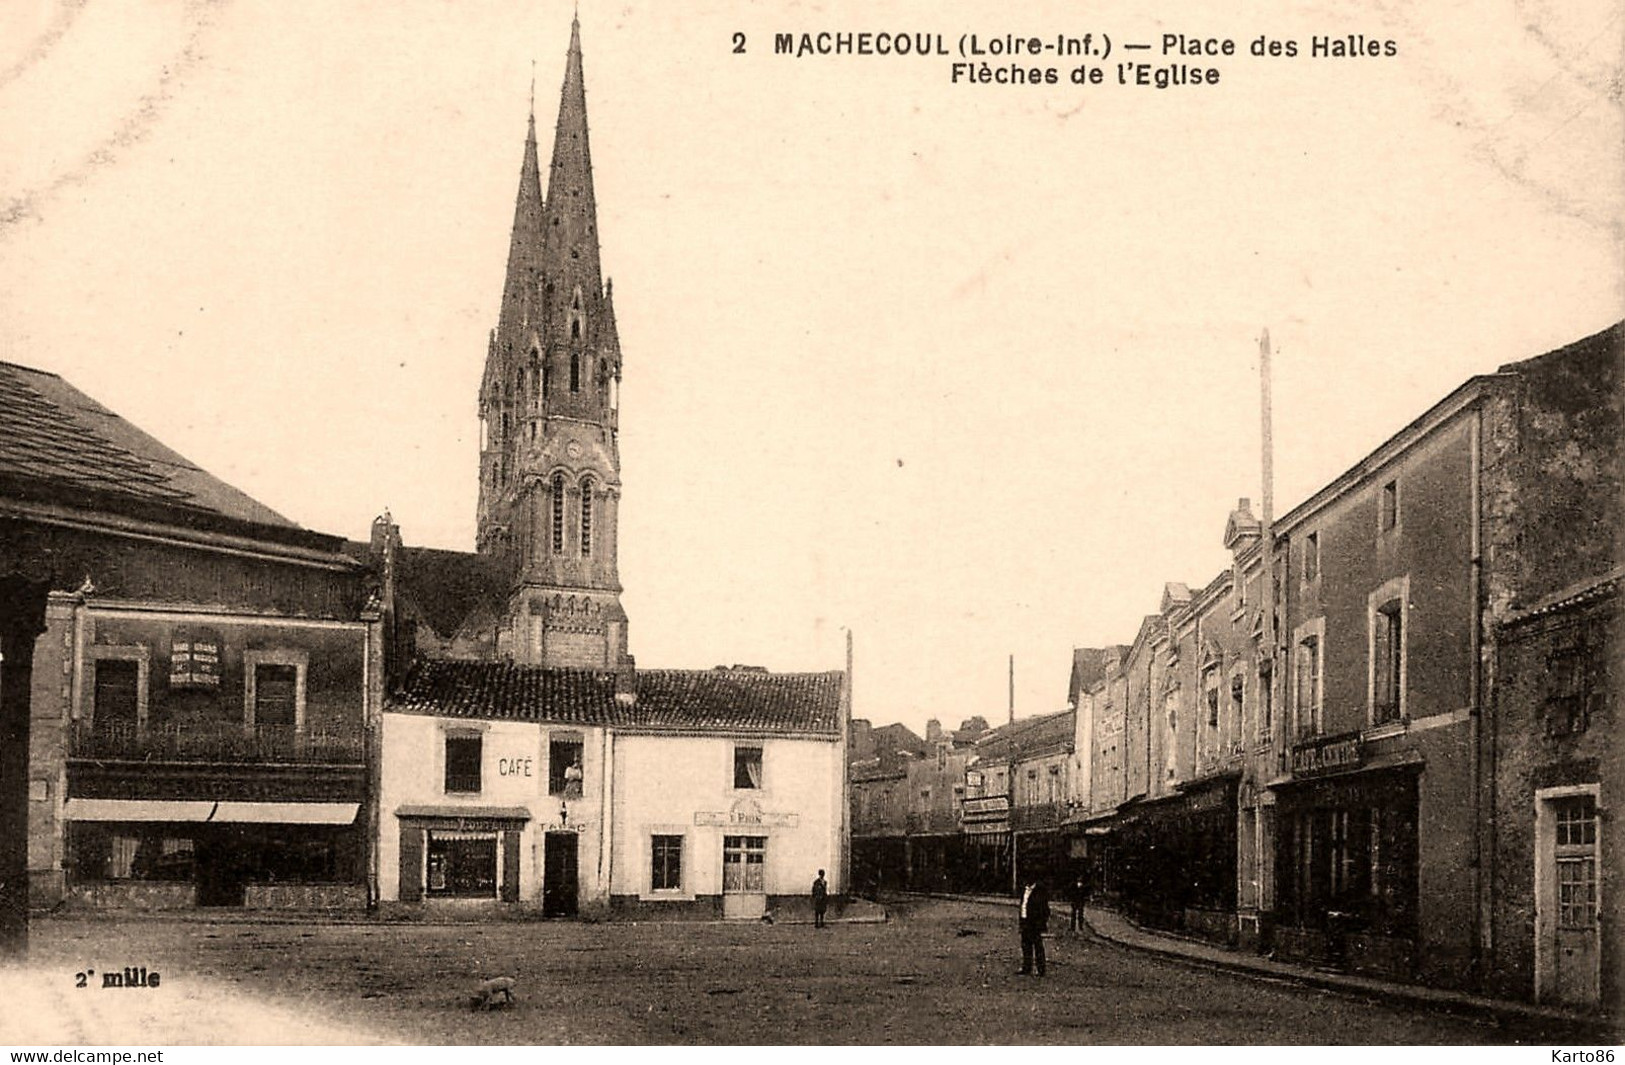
[0,360,324,545]
[391,660,843,736]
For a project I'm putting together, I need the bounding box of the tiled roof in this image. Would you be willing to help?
[391,660,843,736]
[632,669,843,734]
[0,360,301,534]
[1502,567,1624,627]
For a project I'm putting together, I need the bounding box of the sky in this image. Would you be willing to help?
[2,0,1620,738]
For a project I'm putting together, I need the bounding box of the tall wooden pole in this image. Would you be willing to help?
[1257,328,1277,920]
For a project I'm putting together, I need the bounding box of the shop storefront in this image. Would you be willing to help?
[1108,779,1239,938]
[394,806,530,904]
[1272,742,1421,978]
[63,802,364,909]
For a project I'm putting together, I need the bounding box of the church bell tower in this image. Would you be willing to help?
[476,16,630,668]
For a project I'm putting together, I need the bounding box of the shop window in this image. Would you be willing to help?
[445,734,482,794]
[651,835,683,892]
[71,825,194,882]
[734,744,763,789]
[427,833,497,898]
[550,734,585,797]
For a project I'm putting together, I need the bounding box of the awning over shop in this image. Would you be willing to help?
[62,799,359,825]
[210,802,358,824]
[63,799,215,822]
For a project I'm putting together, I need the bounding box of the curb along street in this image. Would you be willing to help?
[887,891,1618,1042]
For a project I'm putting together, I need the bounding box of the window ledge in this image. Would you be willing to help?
[1363,721,1406,741]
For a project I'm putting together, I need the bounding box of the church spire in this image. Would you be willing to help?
[542,14,602,296]
[495,96,545,345]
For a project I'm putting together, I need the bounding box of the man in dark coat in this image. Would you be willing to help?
[811,869,829,928]
[1017,877,1050,976]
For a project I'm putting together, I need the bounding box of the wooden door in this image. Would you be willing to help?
[543,832,578,917]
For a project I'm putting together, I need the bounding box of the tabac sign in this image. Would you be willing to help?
[696,797,799,828]
[1291,734,1364,778]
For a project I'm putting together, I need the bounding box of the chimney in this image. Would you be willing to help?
[370,509,400,560]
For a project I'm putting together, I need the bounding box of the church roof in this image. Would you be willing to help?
[342,541,508,640]
[0,359,341,551]
[390,660,844,736]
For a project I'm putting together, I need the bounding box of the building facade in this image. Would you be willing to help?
[1,360,381,919]
[379,663,846,917]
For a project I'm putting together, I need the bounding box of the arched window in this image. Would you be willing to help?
[571,319,580,340]
[580,476,594,557]
[551,473,565,553]
[570,353,580,393]
[543,360,552,398]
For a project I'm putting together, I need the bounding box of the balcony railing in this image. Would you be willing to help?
[72,720,364,765]
[1010,801,1066,831]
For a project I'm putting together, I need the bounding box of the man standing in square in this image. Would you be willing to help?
[811,869,829,928]
[1017,877,1050,976]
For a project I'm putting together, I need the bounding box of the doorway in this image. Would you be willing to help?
[1536,788,1600,1006]
[542,832,578,917]
[721,835,766,919]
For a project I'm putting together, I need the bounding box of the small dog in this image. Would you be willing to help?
[473,975,517,1011]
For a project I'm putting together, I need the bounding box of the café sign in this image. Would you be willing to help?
[1291,734,1364,778]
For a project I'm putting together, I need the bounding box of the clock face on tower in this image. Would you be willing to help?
[565,441,583,459]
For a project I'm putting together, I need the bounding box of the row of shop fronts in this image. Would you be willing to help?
[849,322,1620,1014]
